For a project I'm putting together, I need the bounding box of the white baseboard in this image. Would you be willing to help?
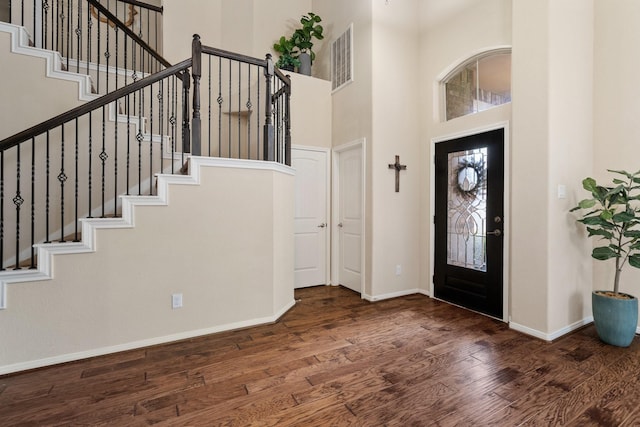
[362,288,429,302]
[510,316,594,342]
[0,298,296,376]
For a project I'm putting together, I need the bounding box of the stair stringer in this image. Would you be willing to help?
[0,156,228,310]
[0,22,97,101]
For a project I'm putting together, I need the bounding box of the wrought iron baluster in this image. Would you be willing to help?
[87,111,92,217]
[247,65,252,160]
[59,124,65,242]
[87,6,92,77]
[149,82,154,196]
[45,130,50,241]
[114,99,119,214]
[218,56,222,157]
[43,0,49,49]
[228,59,231,158]
[238,62,241,159]
[100,105,106,217]
[170,75,176,173]
[138,87,143,195]
[208,54,211,156]
[66,0,70,70]
[0,150,4,270]
[158,80,164,173]
[75,0,80,74]
[257,66,261,160]
[126,93,131,194]
[14,140,22,268]
[73,118,78,241]
[96,8,100,93]
[105,0,110,95]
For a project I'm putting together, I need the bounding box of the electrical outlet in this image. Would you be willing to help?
[172,293,183,309]
[395,265,402,276]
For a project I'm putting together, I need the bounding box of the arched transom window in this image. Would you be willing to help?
[443,49,511,121]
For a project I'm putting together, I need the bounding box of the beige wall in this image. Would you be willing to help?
[547,0,594,334]
[289,73,332,149]
[0,160,295,374]
[419,0,512,301]
[312,0,374,295]
[369,0,421,298]
[510,0,595,337]
[593,1,640,312]
[162,0,312,64]
[0,30,86,139]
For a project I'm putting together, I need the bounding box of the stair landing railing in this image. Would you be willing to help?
[0,34,291,271]
[6,0,167,94]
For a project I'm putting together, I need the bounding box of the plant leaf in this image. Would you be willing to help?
[629,254,640,269]
[613,212,636,223]
[578,199,596,209]
[579,216,614,228]
[582,177,597,193]
[587,227,614,239]
[608,169,633,179]
[624,230,640,238]
[593,246,618,260]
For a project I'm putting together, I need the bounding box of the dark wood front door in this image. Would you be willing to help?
[434,128,505,319]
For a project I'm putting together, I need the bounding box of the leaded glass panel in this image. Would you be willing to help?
[447,148,487,271]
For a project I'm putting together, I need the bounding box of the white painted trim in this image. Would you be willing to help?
[510,316,594,342]
[332,139,366,296]
[0,298,296,376]
[0,157,294,309]
[430,121,511,322]
[363,289,428,302]
[291,145,332,286]
[0,22,98,101]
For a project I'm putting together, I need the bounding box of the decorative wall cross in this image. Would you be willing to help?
[388,155,407,192]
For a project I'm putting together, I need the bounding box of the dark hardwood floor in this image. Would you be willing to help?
[1,286,640,426]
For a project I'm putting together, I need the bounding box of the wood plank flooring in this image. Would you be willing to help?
[1,285,640,426]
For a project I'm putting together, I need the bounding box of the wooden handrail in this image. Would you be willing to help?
[86,0,171,69]
[113,0,163,14]
[0,59,192,152]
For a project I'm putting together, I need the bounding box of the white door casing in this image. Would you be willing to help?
[332,139,365,294]
[292,146,330,288]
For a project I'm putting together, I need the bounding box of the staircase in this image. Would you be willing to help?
[0,0,294,375]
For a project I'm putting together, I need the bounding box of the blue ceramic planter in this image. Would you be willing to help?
[592,291,638,347]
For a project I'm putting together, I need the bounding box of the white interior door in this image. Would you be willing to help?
[292,147,329,288]
[334,143,363,293]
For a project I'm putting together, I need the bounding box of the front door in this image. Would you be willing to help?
[434,128,504,318]
[292,147,329,288]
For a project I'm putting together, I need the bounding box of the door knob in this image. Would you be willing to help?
[318,223,326,228]
[486,229,502,237]
[338,223,343,228]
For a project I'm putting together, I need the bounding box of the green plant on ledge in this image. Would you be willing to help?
[292,12,324,63]
[570,169,640,295]
[273,36,300,71]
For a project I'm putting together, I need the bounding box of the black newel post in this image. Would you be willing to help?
[181,69,191,154]
[263,54,275,162]
[191,34,202,156]
[284,81,291,166]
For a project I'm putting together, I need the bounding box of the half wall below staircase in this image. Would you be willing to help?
[0,157,295,375]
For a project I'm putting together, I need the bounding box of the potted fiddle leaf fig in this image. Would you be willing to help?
[570,169,640,347]
[291,12,324,75]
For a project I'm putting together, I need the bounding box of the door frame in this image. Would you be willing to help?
[430,122,510,322]
[292,145,331,287]
[331,138,366,293]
